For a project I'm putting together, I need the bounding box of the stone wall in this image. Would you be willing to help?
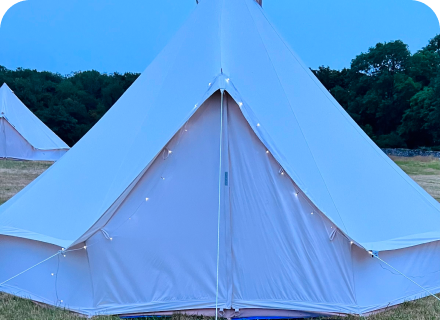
[382,148,440,158]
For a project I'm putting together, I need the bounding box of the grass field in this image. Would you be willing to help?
[1,157,440,319]
[0,160,52,205]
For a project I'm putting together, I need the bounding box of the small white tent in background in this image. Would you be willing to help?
[1,0,440,317]
[0,83,69,161]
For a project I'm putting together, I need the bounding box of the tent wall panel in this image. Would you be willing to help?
[352,241,440,314]
[0,0,439,316]
[2,118,35,160]
[227,97,357,313]
[83,93,361,316]
[0,118,6,158]
[0,236,93,311]
[85,93,228,314]
[0,118,68,161]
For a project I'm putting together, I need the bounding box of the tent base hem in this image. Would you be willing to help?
[118,308,340,319]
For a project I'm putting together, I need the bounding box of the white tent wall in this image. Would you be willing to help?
[0,118,67,161]
[1,118,34,160]
[219,0,440,251]
[0,0,440,316]
[0,236,94,312]
[85,93,227,315]
[227,98,358,314]
[0,84,69,161]
[352,242,440,315]
[0,91,440,317]
[0,118,6,157]
[2,0,440,252]
[79,93,356,316]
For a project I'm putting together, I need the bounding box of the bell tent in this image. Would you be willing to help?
[0,83,69,161]
[0,0,440,317]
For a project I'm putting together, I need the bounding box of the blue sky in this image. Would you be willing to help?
[0,0,438,74]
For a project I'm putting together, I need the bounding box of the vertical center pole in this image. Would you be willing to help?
[215,89,225,320]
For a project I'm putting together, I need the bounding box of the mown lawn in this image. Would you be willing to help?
[1,157,440,319]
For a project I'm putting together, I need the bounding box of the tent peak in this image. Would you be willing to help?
[0,83,13,93]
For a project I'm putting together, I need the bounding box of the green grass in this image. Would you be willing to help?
[0,293,118,320]
[1,157,440,319]
[391,156,440,176]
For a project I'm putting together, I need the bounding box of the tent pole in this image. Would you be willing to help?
[215,89,224,320]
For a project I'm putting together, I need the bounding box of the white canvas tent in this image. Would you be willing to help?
[0,0,440,317]
[0,83,69,161]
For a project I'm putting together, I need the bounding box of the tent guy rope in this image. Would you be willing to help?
[0,247,86,288]
[371,252,440,302]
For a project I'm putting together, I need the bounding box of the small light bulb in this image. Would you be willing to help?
[350,241,354,245]
[168,150,172,154]
[61,248,65,251]
[266,150,269,154]
[83,246,87,249]
[145,197,149,201]
[226,78,230,82]
[185,129,188,132]
[331,226,333,229]
[295,192,299,196]
[311,212,313,215]
[208,82,211,86]
[257,123,260,127]
[161,177,165,180]
[368,251,372,255]
[51,273,54,276]
[281,172,284,175]
[238,102,243,107]
[110,238,113,241]
[63,255,66,257]
[60,300,63,303]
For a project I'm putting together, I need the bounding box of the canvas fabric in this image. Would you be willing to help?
[0,83,69,161]
[0,0,439,316]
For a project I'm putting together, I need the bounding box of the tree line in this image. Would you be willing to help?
[313,34,440,149]
[1,35,440,148]
[0,67,139,146]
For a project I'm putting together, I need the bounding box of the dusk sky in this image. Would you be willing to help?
[0,0,439,75]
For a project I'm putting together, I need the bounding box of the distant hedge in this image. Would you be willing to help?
[0,67,139,146]
[312,34,440,149]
